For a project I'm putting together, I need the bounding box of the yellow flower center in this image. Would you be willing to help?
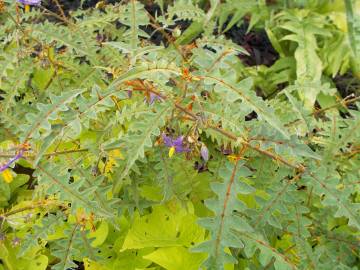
[168,146,175,158]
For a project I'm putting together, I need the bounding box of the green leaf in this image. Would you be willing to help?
[0,180,11,202]
[114,248,153,269]
[32,67,55,91]
[144,247,207,270]
[122,204,205,250]
[194,161,254,268]
[119,1,149,51]
[20,88,86,142]
[204,74,290,138]
[28,255,48,270]
[9,174,30,192]
[113,103,170,193]
[88,221,109,247]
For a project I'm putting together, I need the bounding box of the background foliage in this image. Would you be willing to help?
[0,0,359,269]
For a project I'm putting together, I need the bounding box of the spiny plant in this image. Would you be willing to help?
[0,0,359,269]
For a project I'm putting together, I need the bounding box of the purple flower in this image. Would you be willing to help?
[220,145,232,155]
[11,237,21,247]
[162,133,189,157]
[0,233,5,242]
[200,144,209,161]
[0,150,24,173]
[17,0,41,5]
[147,92,162,105]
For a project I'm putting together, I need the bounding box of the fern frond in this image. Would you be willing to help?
[36,164,113,217]
[19,88,86,142]
[167,0,205,23]
[118,0,149,51]
[194,160,254,268]
[113,102,171,192]
[202,74,290,138]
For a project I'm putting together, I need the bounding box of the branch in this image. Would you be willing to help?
[208,125,304,171]
[0,146,124,159]
[312,95,360,116]
[2,200,66,218]
[214,158,240,257]
[126,83,304,171]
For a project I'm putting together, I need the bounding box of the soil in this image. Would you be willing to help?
[333,72,360,110]
[13,164,36,189]
[42,0,120,14]
[224,20,279,67]
[40,0,191,46]
[141,19,191,46]
[40,1,279,66]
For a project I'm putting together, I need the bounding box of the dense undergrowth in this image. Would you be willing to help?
[0,0,359,269]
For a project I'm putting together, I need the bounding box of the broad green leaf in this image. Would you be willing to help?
[32,67,55,91]
[122,204,205,250]
[88,221,109,247]
[143,247,207,270]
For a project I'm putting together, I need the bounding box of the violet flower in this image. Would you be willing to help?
[146,92,162,105]
[150,93,162,104]
[11,237,21,247]
[0,150,24,173]
[17,0,41,5]
[162,133,189,157]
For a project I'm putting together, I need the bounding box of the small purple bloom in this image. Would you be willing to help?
[146,92,162,105]
[162,133,189,157]
[220,145,232,155]
[0,150,24,173]
[200,144,209,161]
[11,237,21,247]
[17,0,41,5]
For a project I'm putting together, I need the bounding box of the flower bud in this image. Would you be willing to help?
[200,144,209,162]
[172,27,181,38]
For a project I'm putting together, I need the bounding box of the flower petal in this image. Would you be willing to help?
[18,0,41,5]
[147,92,162,105]
[175,145,190,153]
[162,133,173,147]
[172,136,184,147]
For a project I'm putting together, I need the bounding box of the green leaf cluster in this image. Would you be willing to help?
[0,1,359,269]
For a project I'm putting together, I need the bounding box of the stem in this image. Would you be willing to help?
[52,0,66,21]
[126,83,304,171]
[80,230,96,260]
[0,150,24,173]
[344,0,357,55]
[2,200,66,217]
[145,12,188,61]
[214,158,240,257]
[0,146,124,159]
[312,95,360,116]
